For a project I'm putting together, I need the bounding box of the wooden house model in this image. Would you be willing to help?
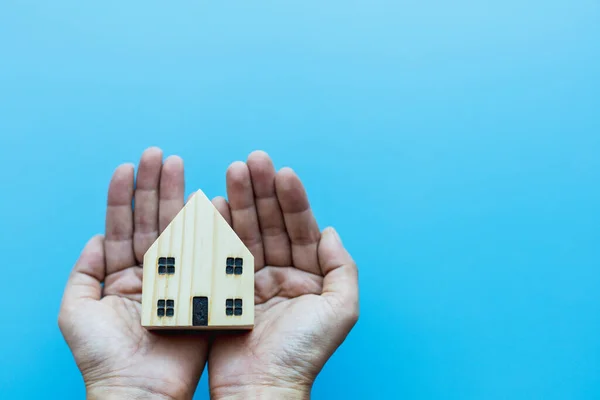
[141,189,254,330]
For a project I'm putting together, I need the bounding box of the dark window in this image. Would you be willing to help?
[226,257,236,275]
[158,257,176,275]
[225,298,243,316]
[158,257,166,275]
[226,257,243,275]
[157,298,175,317]
[235,258,243,274]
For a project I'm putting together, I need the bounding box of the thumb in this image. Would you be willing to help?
[60,235,106,311]
[318,227,359,325]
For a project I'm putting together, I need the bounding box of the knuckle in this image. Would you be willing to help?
[345,305,359,326]
[57,303,76,330]
[57,309,68,329]
[350,261,359,277]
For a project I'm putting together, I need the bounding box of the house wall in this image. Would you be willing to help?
[141,190,254,329]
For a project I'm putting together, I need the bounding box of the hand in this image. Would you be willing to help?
[208,151,360,399]
[58,148,208,400]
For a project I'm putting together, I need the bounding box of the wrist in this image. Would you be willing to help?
[211,384,311,400]
[86,384,188,400]
[83,369,199,400]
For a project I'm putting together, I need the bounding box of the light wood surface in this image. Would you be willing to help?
[141,189,254,330]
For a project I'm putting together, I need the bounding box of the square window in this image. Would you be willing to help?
[234,258,243,267]
[157,299,175,317]
[226,307,233,316]
[158,257,176,274]
[226,266,234,275]
[234,266,243,275]
[226,257,235,267]
[159,256,175,264]
[226,299,233,307]
[234,307,243,316]
[234,299,243,307]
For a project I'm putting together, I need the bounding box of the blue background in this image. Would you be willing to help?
[1,1,599,398]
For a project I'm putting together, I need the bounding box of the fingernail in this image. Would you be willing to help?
[330,227,342,244]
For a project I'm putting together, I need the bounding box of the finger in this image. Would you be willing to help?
[226,161,265,270]
[133,147,163,262]
[212,196,232,226]
[61,235,106,307]
[247,151,291,266]
[105,163,136,274]
[275,168,321,275]
[318,227,359,327]
[159,155,185,233]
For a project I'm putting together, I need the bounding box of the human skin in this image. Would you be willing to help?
[207,151,359,399]
[58,148,359,399]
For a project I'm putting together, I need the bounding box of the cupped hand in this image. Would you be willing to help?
[208,151,359,400]
[58,148,208,400]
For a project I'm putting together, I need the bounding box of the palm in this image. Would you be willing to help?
[211,271,326,376]
[59,148,208,399]
[208,152,357,395]
[75,295,204,389]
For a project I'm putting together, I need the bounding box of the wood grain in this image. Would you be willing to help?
[141,189,254,330]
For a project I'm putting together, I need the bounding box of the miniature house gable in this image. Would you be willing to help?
[141,189,254,330]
